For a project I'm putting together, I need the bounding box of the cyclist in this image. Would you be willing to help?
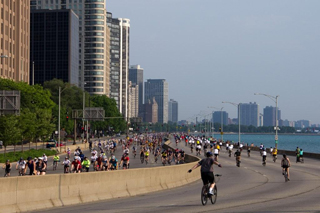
[299,149,304,162]
[272,148,278,162]
[36,157,47,175]
[62,157,71,173]
[108,155,118,170]
[81,157,90,172]
[234,149,241,166]
[3,160,11,177]
[16,157,26,176]
[262,148,267,165]
[120,153,130,169]
[161,151,167,165]
[71,157,81,173]
[66,147,71,159]
[132,145,137,158]
[214,146,219,161]
[26,157,36,175]
[53,154,60,170]
[43,154,48,165]
[295,147,300,163]
[144,149,150,164]
[102,153,108,170]
[247,147,251,157]
[281,154,291,180]
[188,152,222,195]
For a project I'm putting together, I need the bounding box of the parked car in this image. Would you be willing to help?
[46,139,65,148]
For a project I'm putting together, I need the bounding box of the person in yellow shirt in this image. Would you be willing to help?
[272,148,278,162]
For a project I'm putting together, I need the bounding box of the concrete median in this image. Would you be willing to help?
[0,141,200,213]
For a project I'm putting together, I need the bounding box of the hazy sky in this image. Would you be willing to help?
[107,0,320,124]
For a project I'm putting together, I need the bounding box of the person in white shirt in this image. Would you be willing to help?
[214,148,219,161]
[16,158,26,175]
[42,154,48,165]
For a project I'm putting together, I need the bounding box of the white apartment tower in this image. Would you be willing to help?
[30,0,110,95]
[107,12,130,118]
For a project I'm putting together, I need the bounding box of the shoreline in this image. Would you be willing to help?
[211,132,320,136]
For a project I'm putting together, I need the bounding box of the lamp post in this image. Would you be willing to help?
[58,86,68,153]
[208,106,224,140]
[222,102,241,143]
[254,93,279,149]
[32,61,35,85]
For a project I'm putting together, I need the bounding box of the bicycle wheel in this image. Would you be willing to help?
[210,185,217,204]
[201,185,208,206]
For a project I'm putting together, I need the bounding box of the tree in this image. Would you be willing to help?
[0,115,21,156]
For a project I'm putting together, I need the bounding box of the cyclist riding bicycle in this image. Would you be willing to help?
[53,154,60,170]
[272,148,278,161]
[81,157,90,172]
[281,154,291,180]
[62,157,71,173]
[16,157,26,176]
[188,152,221,195]
[109,155,118,170]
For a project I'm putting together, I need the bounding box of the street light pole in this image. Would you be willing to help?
[32,61,34,85]
[58,87,61,153]
[220,107,224,142]
[254,93,279,149]
[222,102,241,143]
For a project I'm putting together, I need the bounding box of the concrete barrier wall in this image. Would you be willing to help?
[0,141,200,213]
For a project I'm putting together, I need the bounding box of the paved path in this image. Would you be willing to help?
[37,138,320,213]
[0,137,163,177]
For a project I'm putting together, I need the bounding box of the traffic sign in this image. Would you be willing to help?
[275,140,278,144]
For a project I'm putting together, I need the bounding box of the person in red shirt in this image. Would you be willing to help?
[120,153,130,170]
[71,158,81,173]
[95,156,103,171]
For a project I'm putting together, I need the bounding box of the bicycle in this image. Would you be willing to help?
[18,168,25,176]
[283,168,289,182]
[154,155,158,163]
[247,151,250,157]
[162,157,167,166]
[262,158,266,166]
[140,155,144,164]
[273,155,277,163]
[53,161,59,171]
[201,174,221,206]
[299,156,304,163]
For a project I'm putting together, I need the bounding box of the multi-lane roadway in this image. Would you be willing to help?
[38,138,320,213]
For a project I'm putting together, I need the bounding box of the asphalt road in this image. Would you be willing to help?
[38,139,320,213]
[0,138,163,177]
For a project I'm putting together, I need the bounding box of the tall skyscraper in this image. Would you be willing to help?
[128,81,139,118]
[30,9,79,85]
[168,99,178,123]
[212,111,229,126]
[30,0,110,95]
[129,65,143,116]
[0,0,30,83]
[239,102,259,127]
[144,79,168,123]
[143,97,158,123]
[263,106,281,127]
[107,12,130,118]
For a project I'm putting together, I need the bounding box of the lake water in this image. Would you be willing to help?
[209,134,320,153]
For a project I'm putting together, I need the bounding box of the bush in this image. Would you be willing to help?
[0,149,57,163]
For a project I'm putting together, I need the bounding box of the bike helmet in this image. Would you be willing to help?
[20,157,23,160]
[112,155,115,160]
[27,157,32,161]
[206,152,213,157]
[6,159,10,162]
[283,154,287,158]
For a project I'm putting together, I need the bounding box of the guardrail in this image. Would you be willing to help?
[0,140,200,213]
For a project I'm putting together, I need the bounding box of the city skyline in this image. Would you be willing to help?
[107,0,320,123]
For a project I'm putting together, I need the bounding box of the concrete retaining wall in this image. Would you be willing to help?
[0,141,200,213]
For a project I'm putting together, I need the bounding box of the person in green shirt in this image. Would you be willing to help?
[81,156,91,172]
[53,154,60,171]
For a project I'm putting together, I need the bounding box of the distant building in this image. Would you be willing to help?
[263,106,281,127]
[144,79,168,123]
[129,65,144,117]
[212,111,228,126]
[295,120,311,128]
[168,99,178,123]
[128,82,139,118]
[259,114,263,127]
[280,119,294,127]
[0,0,30,83]
[107,12,130,117]
[143,97,158,123]
[30,9,79,85]
[239,102,259,127]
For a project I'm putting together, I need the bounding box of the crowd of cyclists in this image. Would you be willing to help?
[2,133,169,177]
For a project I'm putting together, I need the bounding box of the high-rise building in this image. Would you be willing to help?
[239,102,259,127]
[263,106,281,127]
[106,12,130,118]
[128,81,139,118]
[30,9,79,85]
[168,99,178,123]
[30,0,110,95]
[143,97,158,123]
[295,120,311,128]
[129,65,143,116]
[212,111,228,126]
[145,79,168,123]
[0,0,30,83]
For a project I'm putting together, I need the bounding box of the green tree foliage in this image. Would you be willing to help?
[90,95,127,133]
[0,78,55,144]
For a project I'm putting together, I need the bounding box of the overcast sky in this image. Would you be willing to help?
[107,0,320,124]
